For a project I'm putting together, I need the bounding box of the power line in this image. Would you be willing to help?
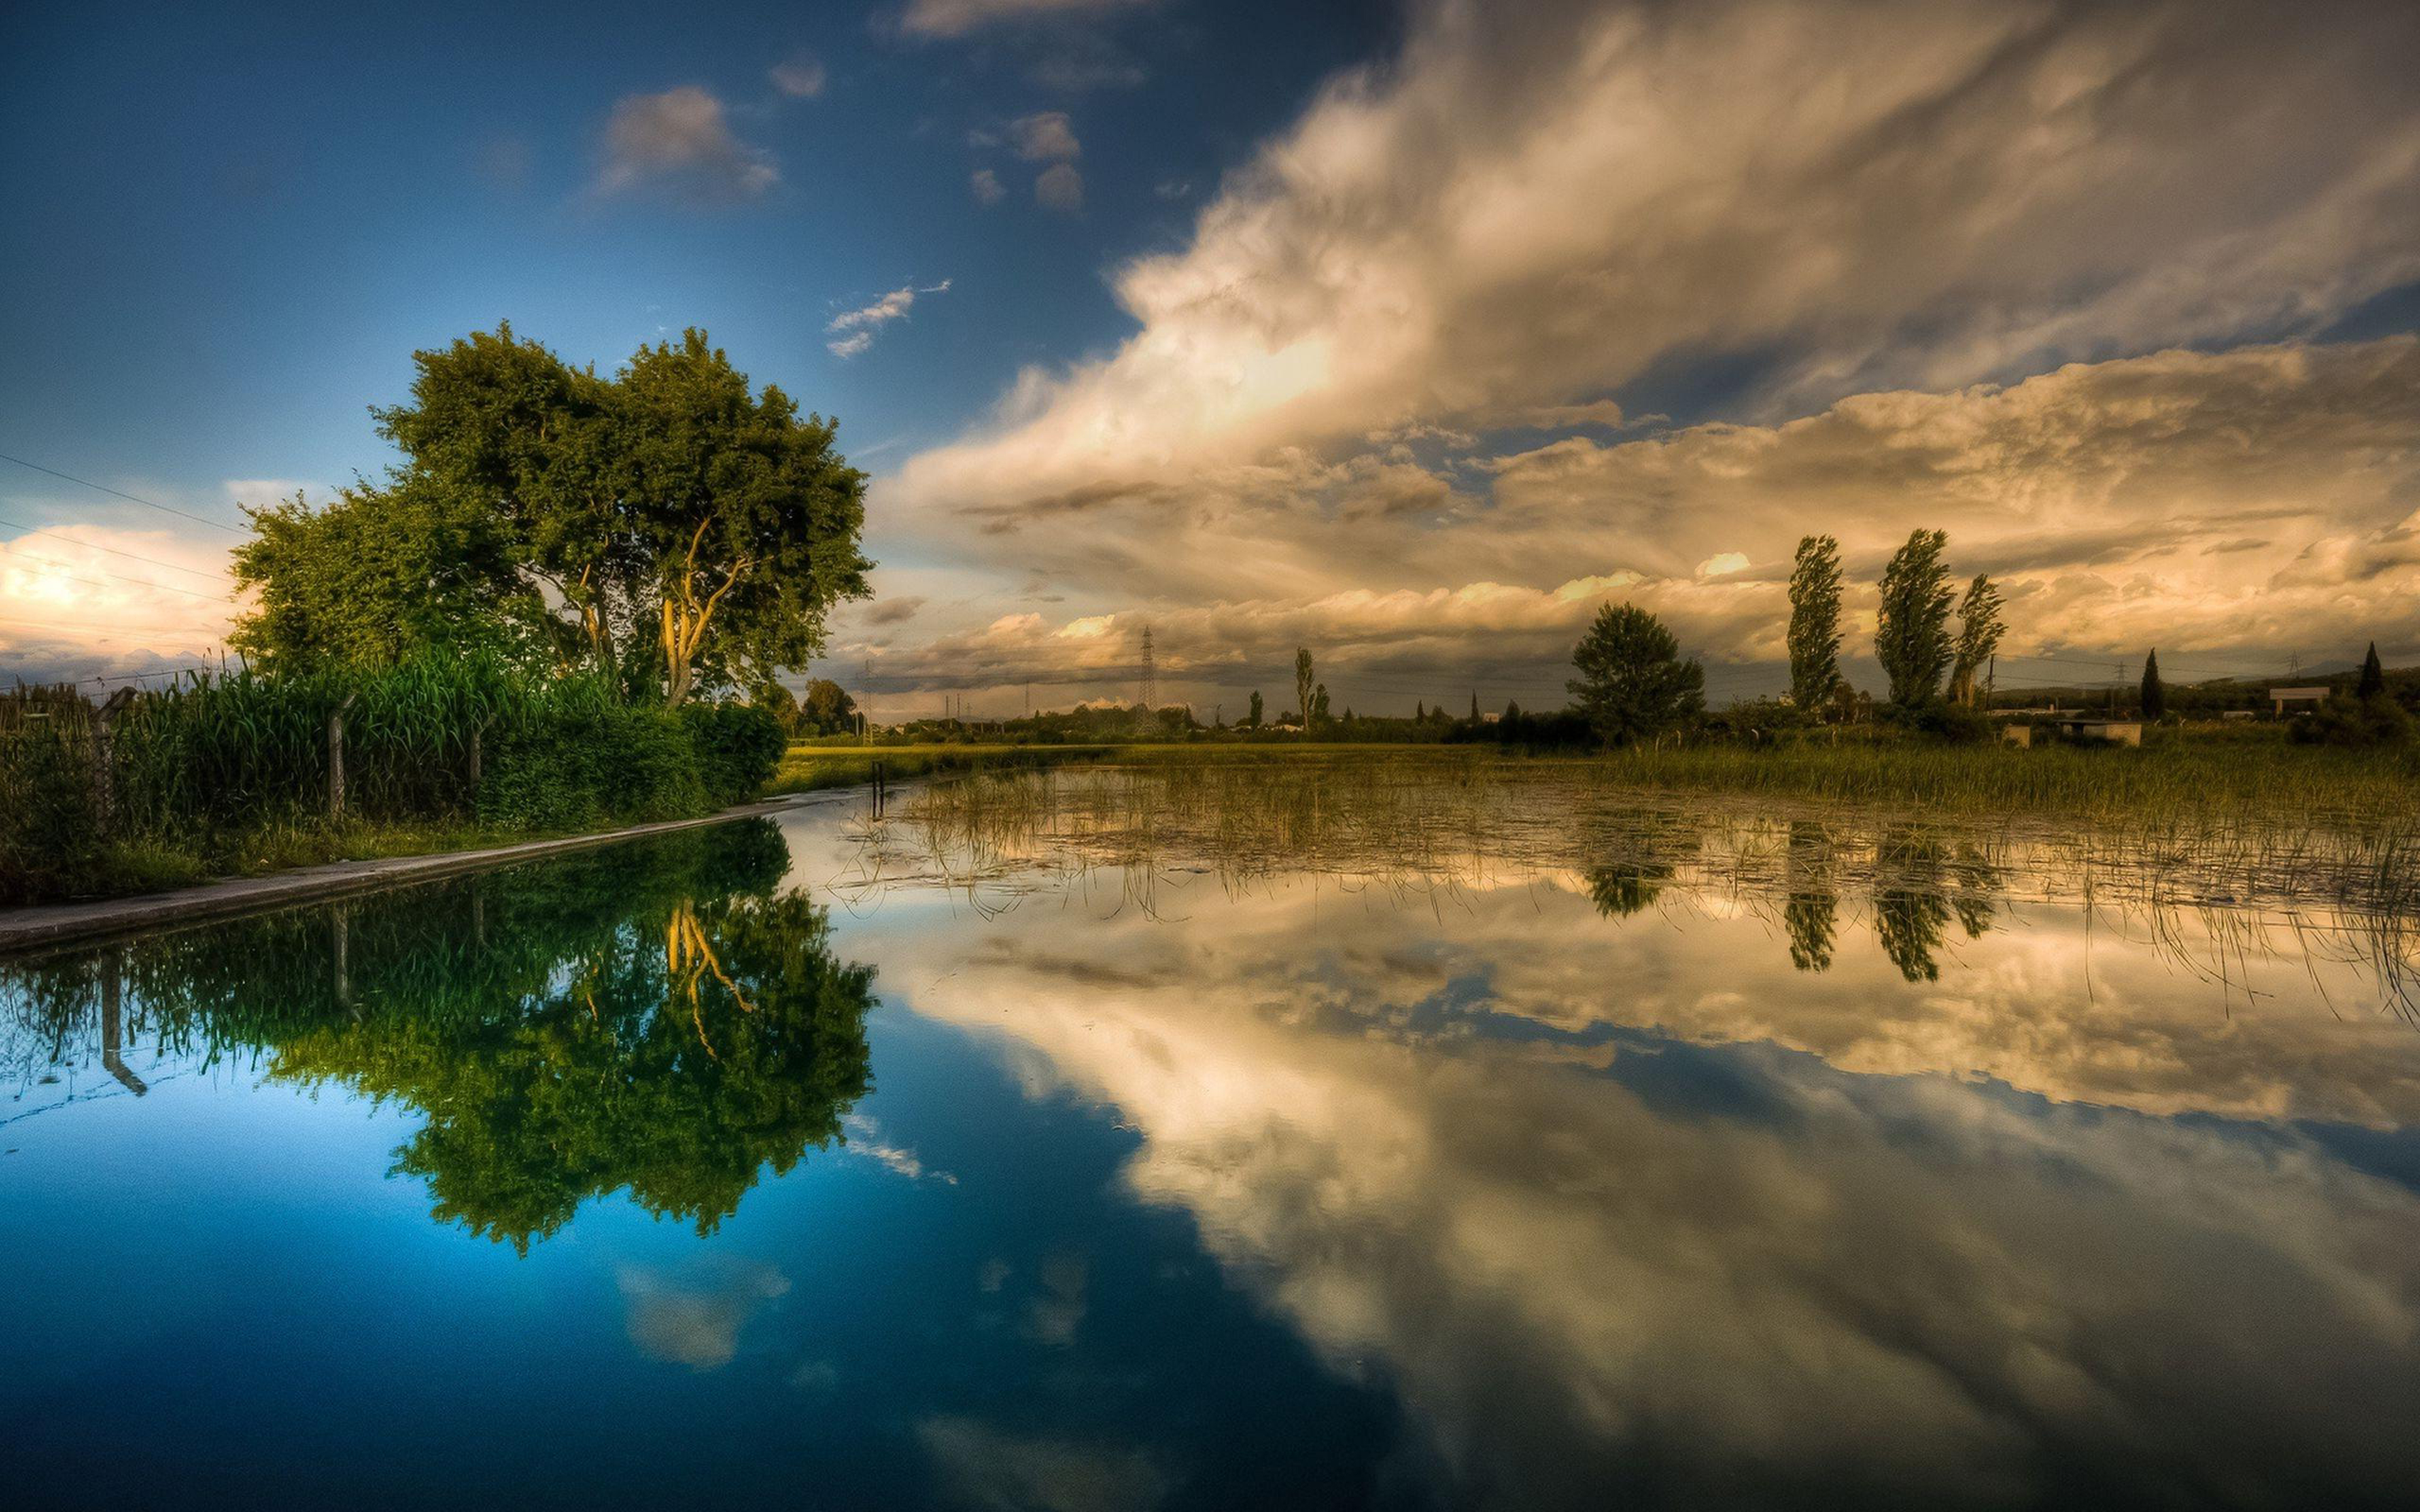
[0,513,236,583]
[0,451,248,536]
[0,546,236,604]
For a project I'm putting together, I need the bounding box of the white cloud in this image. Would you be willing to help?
[858,338,2420,702]
[1008,110,1080,161]
[899,0,1153,40]
[826,280,952,358]
[769,54,827,99]
[595,86,778,201]
[896,0,2420,516]
[970,168,1006,206]
[1034,163,1083,212]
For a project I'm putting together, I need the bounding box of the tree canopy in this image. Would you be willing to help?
[1947,574,2003,706]
[1787,534,1843,714]
[1876,529,1955,707]
[238,323,871,702]
[1569,602,1704,745]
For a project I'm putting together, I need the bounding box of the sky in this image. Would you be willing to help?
[3,0,2417,718]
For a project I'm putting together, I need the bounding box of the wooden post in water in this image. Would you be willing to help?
[91,687,136,840]
[328,694,357,823]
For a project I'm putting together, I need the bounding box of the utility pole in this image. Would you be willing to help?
[1138,625,1157,714]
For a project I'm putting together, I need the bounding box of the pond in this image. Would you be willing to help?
[5,760,2419,1509]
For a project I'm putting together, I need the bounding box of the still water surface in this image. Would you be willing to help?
[6,767,2419,1508]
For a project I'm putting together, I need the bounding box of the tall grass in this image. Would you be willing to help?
[0,658,785,906]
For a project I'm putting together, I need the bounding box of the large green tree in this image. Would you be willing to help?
[1786,534,1843,714]
[2141,649,2166,720]
[354,323,872,703]
[1294,648,1315,728]
[1876,529,1955,708]
[1568,602,1704,746]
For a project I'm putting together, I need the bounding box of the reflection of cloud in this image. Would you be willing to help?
[916,1415,1165,1512]
[856,867,2420,1503]
[1022,1251,1087,1346]
[616,1260,790,1370]
[900,0,1151,40]
[843,1112,959,1183]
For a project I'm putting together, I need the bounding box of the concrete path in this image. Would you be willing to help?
[0,791,850,959]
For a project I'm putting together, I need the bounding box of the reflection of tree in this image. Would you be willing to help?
[3,822,875,1252]
[1783,822,1837,973]
[1872,827,2004,983]
[1583,811,1697,920]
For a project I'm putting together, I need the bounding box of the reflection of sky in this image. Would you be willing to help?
[4,799,2419,1508]
[787,803,2420,1507]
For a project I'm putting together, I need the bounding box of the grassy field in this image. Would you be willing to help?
[778,727,2420,828]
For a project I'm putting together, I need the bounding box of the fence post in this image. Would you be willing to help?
[329,693,357,823]
[468,722,483,794]
[92,686,137,840]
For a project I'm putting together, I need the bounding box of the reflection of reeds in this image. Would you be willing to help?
[859,754,2420,1019]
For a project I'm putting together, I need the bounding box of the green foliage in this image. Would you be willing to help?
[1876,529,1955,708]
[229,480,535,673]
[1568,602,1705,747]
[479,675,703,832]
[1294,649,1315,730]
[363,323,873,706]
[681,701,786,805]
[1948,574,2002,705]
[2292,691,2413,748]
[0,714,104,905]
[0,655,790,903]
[798,677,859,735]
[2359,642,2387,700]
[2141,650,2167,721]
[1787,534,1843,713]
[1248,690,1264,728]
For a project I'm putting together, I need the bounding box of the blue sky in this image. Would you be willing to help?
[4,0,2417,713]
[1,0,1386,507]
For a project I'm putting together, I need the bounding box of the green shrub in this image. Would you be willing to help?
[2291,694,2414,748]
[681,701,786,806]
[478,676,704,832]
[0,721,105,905]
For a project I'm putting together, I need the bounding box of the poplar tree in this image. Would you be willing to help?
[1786,535,1843,714]
[1876,530,1954,708]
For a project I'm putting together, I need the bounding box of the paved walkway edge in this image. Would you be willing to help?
[0,791,851,959]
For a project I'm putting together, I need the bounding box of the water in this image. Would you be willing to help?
[6,767,2419,1509]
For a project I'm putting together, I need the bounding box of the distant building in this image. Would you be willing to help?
[2269,686,2329,716]
[2051,718,2143,747]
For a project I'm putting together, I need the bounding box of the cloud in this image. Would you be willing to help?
[769,54,827,99]
[895,0,2420,522]
[856,337,2420,704]
[1034,163,1083,212]
[899,0,1153,40]
[971,168,1006,206]
[1008,111,1081,161]
[0,518,242,685]
[596,86,778,201]
[827,280,952,358]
